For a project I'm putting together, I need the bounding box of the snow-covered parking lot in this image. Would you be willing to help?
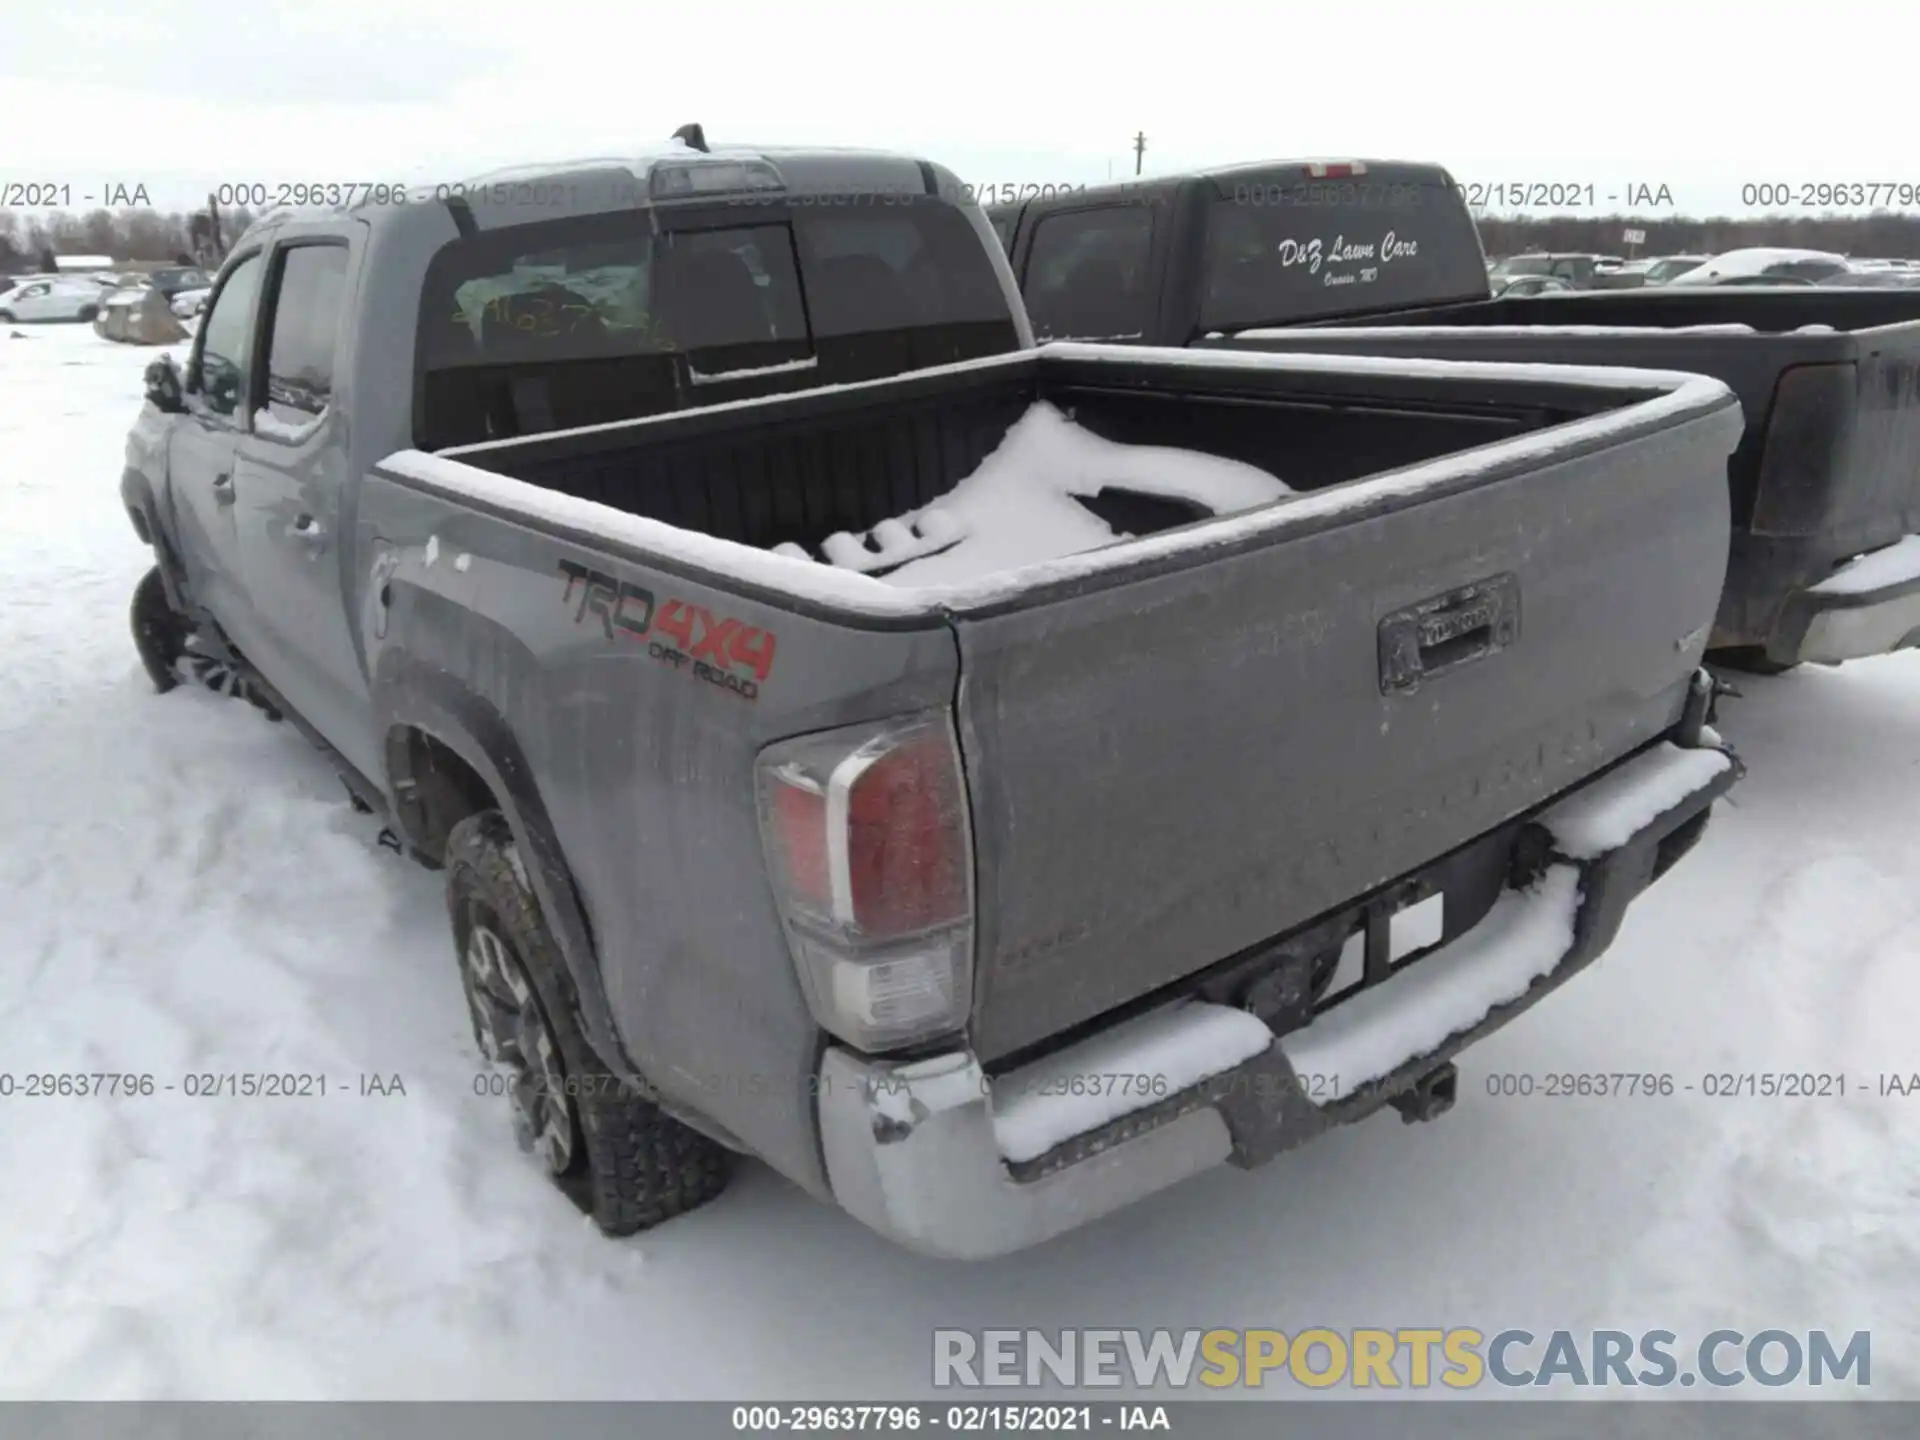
[2,322,1917,1401]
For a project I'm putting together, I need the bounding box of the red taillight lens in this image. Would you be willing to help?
[846,733,968,938]
[770,778,830,912]
[756,712,976,1053]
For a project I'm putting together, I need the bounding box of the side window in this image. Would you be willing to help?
[259,244,348,429]
[1021,205,1156,340]
[193,253,265,419]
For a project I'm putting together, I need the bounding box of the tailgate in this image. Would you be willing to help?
[953,387,1740,1064]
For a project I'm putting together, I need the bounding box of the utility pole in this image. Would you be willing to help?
[1133,131,1147,176]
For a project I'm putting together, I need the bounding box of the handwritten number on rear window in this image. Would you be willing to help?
[453,294,598,338]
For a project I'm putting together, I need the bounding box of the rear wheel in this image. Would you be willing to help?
[445,810,734,1235]
[78,305,98,322]
[0,310,16,323]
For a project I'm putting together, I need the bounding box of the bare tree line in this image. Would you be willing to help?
[0,207,259,271]
[10,204,1920,272]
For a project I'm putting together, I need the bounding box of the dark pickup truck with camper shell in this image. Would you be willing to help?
[989,161,1920,675]
[120,138,1741,1259]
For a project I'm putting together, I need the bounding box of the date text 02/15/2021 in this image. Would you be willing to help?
[1452,181,1675,209]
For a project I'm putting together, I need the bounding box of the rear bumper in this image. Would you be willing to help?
[1765,534,1920,666]
[816,724,1741,1259]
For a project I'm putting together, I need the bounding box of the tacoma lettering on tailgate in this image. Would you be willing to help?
[557,559,776,700]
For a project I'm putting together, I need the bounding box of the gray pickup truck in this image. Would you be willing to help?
[121,141,1743,1259]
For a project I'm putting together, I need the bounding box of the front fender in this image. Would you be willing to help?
[120,408,192,610]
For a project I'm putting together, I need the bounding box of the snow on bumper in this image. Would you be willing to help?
[1770,534,1920,666]
[816,735,1741,1259]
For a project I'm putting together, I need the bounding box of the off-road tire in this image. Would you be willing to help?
[131,564,188,693]
[131,564,283,719]
[444,810,733,1236]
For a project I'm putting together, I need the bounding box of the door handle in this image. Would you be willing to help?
[293,514,328,543]
[211,472,235,505]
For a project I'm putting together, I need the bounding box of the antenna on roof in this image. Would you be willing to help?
[672,123,709,153]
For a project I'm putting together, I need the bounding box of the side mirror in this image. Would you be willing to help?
[144,355,185,414]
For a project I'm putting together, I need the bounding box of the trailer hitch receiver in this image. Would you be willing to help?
[1389,1060,1459,1124]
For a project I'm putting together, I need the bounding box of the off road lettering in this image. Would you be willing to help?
[647,599,778,686]
[688,613,742,667]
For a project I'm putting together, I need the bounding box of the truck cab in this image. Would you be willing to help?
[127,141,1032,788]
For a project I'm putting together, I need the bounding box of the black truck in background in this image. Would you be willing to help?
[988,163,1920,674]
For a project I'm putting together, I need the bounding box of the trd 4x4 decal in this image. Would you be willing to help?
[558,559,776,701]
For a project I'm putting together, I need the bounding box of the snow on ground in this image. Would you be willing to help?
[2,322,1918,1401]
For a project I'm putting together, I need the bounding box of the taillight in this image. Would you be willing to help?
[1306,162,1368,179]
[756,711,974,1053]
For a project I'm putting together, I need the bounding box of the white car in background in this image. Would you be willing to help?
[0,276,107,323]
[1639,254,1709,284]
[1667,247,1853,286]
[169,286,212,319]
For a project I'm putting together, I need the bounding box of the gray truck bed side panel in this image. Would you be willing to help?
[1212,323,1920,650]
[360,473,960,1195]
[1222,293,1920,564]
[955,401,1740,1063]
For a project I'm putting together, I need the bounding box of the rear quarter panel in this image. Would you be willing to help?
[360,469,959,1197]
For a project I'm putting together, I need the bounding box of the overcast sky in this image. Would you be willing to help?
[5,0,1914,220]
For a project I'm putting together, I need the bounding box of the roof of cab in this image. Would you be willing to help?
[1005,157,1457,212]
[235,140,946,241]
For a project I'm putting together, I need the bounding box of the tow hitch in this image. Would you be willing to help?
[1389,1060,1458,1124]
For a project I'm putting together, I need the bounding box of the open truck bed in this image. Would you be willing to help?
[375,341,1738,1061]
[1209,287,1920,668]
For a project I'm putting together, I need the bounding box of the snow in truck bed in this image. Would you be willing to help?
[768,401,1292,586]
[387,345,1736,619]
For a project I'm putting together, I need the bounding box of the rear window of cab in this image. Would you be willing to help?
[1199,172,1489,329]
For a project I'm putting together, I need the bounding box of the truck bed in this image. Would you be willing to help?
[373,344,1739,1077]
[1210,288,1920,652]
